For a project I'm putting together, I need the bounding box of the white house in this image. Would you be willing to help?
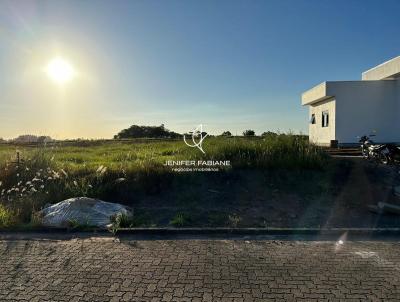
[302,56,400,147]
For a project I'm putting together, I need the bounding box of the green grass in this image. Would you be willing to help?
[0,135,325,171]
[0,135,328,229]
[0,204,15,228]
[170,212,191,227]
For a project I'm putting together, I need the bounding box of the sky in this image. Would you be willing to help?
[1,0,400,139]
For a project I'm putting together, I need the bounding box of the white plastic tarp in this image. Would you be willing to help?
[40,197,132,228]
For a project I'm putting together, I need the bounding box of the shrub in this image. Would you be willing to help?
[243,130,255,136]
[170,213,190,227]
[0,204,15,228]
[228,213,242,228]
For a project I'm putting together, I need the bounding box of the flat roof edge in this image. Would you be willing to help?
[362,56,400,74]
[362,56,400,80]
[301,82,327,106]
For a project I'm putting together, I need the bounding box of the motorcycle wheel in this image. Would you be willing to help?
[379,153,389,165]
[361,149,369,159]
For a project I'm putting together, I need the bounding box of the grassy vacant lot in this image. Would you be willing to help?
[0,135,359,229]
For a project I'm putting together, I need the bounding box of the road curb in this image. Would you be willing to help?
[114,227,400,236]
[1,227,400,237]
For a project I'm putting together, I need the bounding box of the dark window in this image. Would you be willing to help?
[322,111,329,127]
[310,114,316,124]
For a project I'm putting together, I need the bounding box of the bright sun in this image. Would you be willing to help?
[46,57,75,84]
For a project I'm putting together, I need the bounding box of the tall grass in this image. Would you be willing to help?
[0,204,15,228]
[199,135,326,169]
[0,135,328,228]
[0,135,326,172]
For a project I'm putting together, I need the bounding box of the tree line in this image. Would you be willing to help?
[114,124,284,139]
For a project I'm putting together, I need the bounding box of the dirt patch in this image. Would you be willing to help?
[125,158,400,228]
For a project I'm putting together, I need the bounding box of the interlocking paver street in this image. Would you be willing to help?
[0,236,400,301]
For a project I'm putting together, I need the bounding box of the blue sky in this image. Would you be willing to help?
[1,0,400,139]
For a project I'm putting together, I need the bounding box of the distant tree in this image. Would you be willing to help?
[261,131,278,138]
[114,124,181,139]
[12,135,53,143]
[221,131,232,136]
[243,129,255,136]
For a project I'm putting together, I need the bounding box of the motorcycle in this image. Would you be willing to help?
[359,135,390,165]
[358,135,393,164]
[384,144,400,164]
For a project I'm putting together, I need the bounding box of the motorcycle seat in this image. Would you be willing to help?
[369,145,383,149]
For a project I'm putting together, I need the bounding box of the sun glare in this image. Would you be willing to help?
[46,57,75,84]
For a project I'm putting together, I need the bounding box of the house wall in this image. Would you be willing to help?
[329,80,400,144]
[309,98,336,146]
[397,80,400,129]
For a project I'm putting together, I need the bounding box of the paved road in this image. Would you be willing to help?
[0,236,399,301]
